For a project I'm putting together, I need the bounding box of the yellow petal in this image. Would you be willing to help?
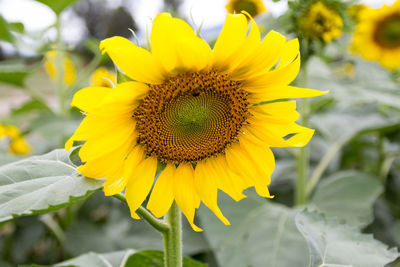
[239,134,274,198]
[151,13,211,73]
[250,101,300,124]
[100,36,166,84]
[276,38,300,69]
[125,156,158,219]
[146,163,175,217]
[250,86,329,102]
[78,120,136,162]
[231,30,286,80]
[103,145,145,196]
[70,86,112,113]
[212,13,248,70]
[173,163,202,232]
[208,156,248,201]
[194,160,230,225]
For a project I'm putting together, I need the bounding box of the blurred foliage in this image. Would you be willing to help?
[0,0,400,266]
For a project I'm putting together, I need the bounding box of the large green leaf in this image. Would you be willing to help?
[200,191,309,267]
[0,149,103,222]
[21,250,206,267]
[0,15,13,42]
[310,171,383,228]
[34,0,79,14]
[0,62,33,87]
[296,210,399,267]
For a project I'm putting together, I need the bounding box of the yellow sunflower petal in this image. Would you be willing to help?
[194,160,230,225]
[100,36,166,84]
[125,156,158,220]
[103,145,145,196]
[147,164,175,218]
[173,163,202,232]
[239,134,274,198]
[151,13,212,73]
[70,86,112,113]
[212,13,248,70]
[276,38,300,69]
[250,86,329,102]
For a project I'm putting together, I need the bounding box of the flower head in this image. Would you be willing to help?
[351,0,400,70]
[0,124,31,156]
[66,13,326,231]
[347,3,367,22]
[298,1,343,43]
[44,50,76,86]
[225,0,266,17]
[90,67,116,88]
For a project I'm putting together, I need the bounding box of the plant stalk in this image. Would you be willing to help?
[163,202,182,267]
[295,64,310,206]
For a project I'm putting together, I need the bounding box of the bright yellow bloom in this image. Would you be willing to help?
[44,50,76,86]
[351,0,400,70]
[90,67,116,88]
[9,137,31,155]
[299,1,343,43]
[66,13,326,231]
[225,0,266,17]
[0,124,31,156]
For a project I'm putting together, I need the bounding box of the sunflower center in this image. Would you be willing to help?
[134,71,249,164]
[235,1,258,16]
[375,15,400,48]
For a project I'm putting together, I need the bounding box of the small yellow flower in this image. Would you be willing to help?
[334,62,355,78]
[44,50,76,86]
[299,1,343,43]
[90,67,116,88]
[225,0,266,17]
[9,137,31,156]
[66,13,326,231]
[0,124,31,156]
[351,0,400,70]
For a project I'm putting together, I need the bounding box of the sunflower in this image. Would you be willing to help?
[90,66,116,88]
[66,13,326,231]
[44,50,76,86]
[225,0,266,17]
[0,124,31,156]
[351,1,400,70]
[347,3,367,22]
[298,1,343,43]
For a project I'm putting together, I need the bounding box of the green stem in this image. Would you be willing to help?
[295,65,310,206]
[163,202,182,267]
[113,193,169,233]
[55,15,67,117]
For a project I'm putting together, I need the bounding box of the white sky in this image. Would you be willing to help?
[0,0,396,45]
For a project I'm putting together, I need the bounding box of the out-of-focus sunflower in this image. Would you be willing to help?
[90,67,116,88]
[66,13,326,231]
[225,0,266,17]
[44,50,76,86]
[0,124,31,156]
[351,1,400,70]
[298,1,343,43]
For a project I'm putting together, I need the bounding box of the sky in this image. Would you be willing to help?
[0,0,396,47]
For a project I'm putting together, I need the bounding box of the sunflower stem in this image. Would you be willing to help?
[163,202,182,267]
[295,64,310,206]
[112,193,169,233]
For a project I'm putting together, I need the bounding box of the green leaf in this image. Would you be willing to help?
[33,0,79,15]
[0,62,33,87]
[117,70,133,83]
[310,171,383,228]
[200,191,309,267]
[124,250,207,267]
[11,98,51,116]
[0,149,104,223]
[8,22,24,33]
[0,15,13,42]
[20,250,206,267]
[296,210,399,267]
